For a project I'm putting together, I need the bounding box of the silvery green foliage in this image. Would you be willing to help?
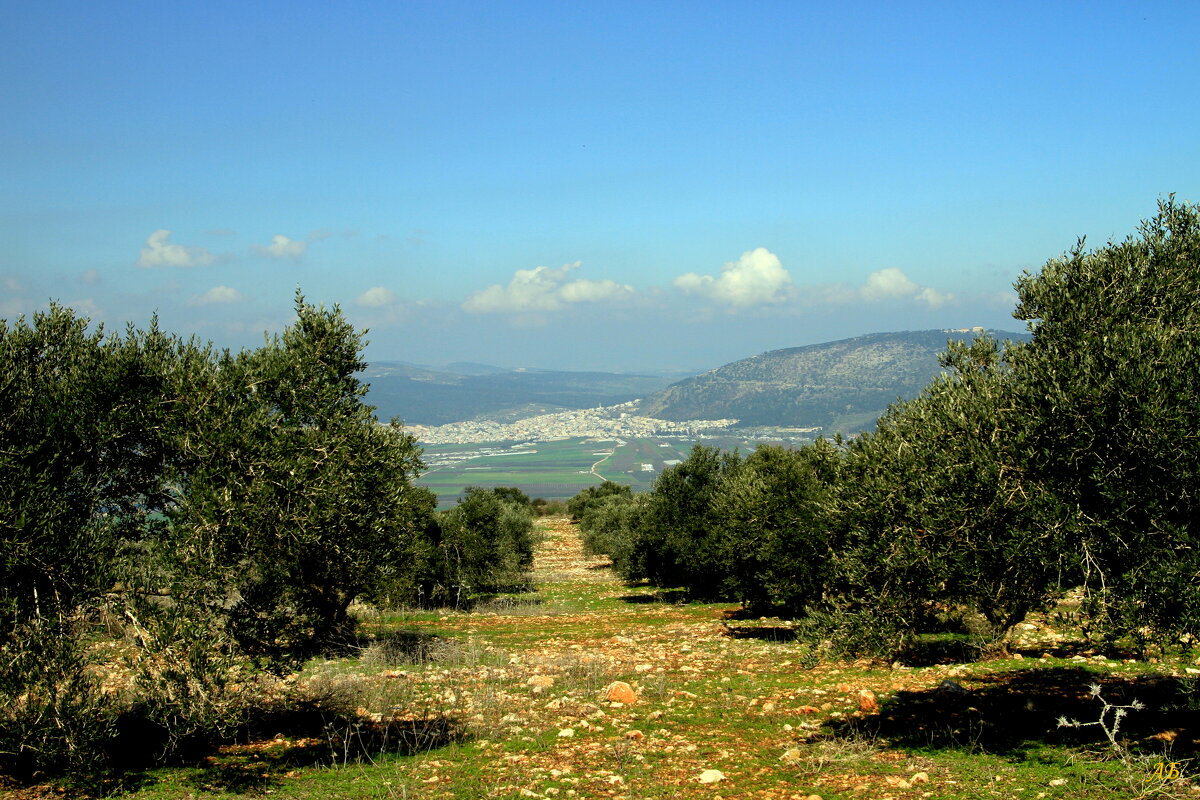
[1012,197,1200,645]
[832,334,1068,651]
[163,293,431,666]
[1,295,437,782]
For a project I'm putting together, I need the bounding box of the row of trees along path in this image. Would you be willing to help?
[343,515,1150,800]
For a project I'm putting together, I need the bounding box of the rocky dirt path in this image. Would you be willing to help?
[360,516,942,799]
[531,514,613,583]
[134,516,1112,800]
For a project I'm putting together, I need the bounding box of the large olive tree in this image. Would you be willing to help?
[164,294,431,664]
[1011,196,1200,644]
[830,336,1068,654]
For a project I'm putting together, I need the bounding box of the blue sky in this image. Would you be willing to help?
[3,1,1198,371]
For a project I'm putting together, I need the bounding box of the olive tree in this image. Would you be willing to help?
[829,335,1069,655]
[628,445,742,595]
[164,294,431,665]
[0,307,184,780]
[712,441,842,614]
[429,487,536,605]
[1011,196,1200,644]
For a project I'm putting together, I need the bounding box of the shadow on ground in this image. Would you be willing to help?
[182,712,465,793]
[721,625,800,642]
[99,690,467,795]
[620,589,689,604]
[833,668,1199,759]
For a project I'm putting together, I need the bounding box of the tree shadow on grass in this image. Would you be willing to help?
[183,711,467,793]
[835,668,1199,760]
[620,589,689,604]
[101,699,467,795]
[721,625,799,642]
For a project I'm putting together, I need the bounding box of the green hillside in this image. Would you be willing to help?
[639,329,1030,433]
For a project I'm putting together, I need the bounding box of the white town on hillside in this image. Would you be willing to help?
[404,400,740,445]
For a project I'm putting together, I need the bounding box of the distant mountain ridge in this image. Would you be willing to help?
[361,362,689,425]
[637,328,1030,433]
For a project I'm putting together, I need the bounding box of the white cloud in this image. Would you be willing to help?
[861,267,919,300]
[463,262,634,314]
[253,234,307,260]
[137,230,216,268]
[79,269,101,286]
[357,287,397,307]
[673,248,794,308]
[189,285,244,305]
[860,267,955,307]
[558,278,634,303]
[915,286,955,308]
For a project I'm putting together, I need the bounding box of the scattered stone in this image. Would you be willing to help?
[635,663,654,672]
[857,690,879,713]
[1048,778,1068,786]
[911,772,930,784]
[529,675,556,694]
[696,769,726,784]
[884,776,911,789]
[605,681,638,704]
[797,705,821,714]
[762,701,777,713]
[557,728,575,738]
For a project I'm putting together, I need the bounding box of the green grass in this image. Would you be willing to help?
[33,517,1200,800]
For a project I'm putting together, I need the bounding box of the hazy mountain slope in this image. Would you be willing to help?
[361,363,686,425]
[638,329,1029,433]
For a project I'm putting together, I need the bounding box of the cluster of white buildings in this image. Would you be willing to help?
[405,401,738,445]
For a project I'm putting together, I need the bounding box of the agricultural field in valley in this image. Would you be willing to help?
[416,434,812,507]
